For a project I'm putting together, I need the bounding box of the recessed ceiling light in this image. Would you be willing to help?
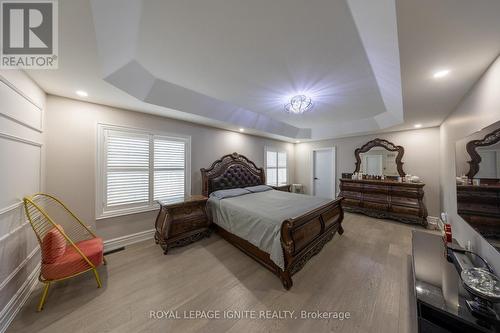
[414,124,422,128]
[433,70,450,79]
[76,90,88,97]
[239,128,244,132]
[295,140,301,143]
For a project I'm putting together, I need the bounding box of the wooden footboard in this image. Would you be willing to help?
[279,197,344,289]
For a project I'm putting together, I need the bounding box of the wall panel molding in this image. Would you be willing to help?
[0,131,43,199]
[0,69,44,333]
[0,78,43,133]
[0,247,39,292]
[0,201,22,217]
[0,131,42,147]
[0,221,29,244]
[0,75,43,111]
[0,262,40,333]
[0,112,42,134]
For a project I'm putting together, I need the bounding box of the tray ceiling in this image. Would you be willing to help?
[24,0,500,141]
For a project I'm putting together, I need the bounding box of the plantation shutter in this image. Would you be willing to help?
[266,150,277,186]
[277,152,287,185]
[266,150,287,186]
[106,131,150,207]
[154,137,186,202]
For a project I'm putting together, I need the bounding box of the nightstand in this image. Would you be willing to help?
[154,195,211,254]
[272,184,291,192]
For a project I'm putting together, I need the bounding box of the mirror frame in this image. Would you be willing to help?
[354,138,406,177]
[466,127,500,178]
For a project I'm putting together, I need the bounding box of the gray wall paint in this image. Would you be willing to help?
[45,95,295,240]
[294,127,441,217]
[440,55,500,271]
[0,70,45,328]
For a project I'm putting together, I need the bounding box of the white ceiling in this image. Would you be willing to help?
[397,0,500,132]
[136,0,385,129]
[25,0,500,142]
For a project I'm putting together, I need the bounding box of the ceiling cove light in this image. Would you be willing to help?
[76,90,88,97]
[433,69,450,79]
[284,95,313,114]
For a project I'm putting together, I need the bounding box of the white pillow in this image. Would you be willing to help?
[244,185,273,193]
[210,188,250,199]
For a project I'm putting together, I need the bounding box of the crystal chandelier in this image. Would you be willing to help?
[284,95,313,114]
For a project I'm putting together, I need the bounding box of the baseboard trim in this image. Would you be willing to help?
[0,262,40,333]
[103,229,155,252]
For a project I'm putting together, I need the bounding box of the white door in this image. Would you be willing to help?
[313,148,335,199]
[365,155,383,175]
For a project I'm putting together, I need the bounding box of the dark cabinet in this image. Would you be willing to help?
[154,195,211,254]
[339,178,428,225]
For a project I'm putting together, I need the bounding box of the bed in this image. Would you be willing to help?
[201,153,344,289]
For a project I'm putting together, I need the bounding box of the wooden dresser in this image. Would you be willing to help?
[457,184,500,240]
[339,178,428,226]
[154,195,211,254]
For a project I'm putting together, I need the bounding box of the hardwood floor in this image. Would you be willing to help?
[7,213,428,333]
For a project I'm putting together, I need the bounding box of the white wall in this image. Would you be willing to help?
[44,95,294,241]
[295,127,441,217]
[440,55,500,271]
[0,71,46,331]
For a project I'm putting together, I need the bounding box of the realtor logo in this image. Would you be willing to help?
[1,0,58,68]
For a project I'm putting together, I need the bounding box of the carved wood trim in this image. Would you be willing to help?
[289,229,335,275]
[200,152,266,196]
[343,206,427,226]
[353,138,406,177]
[466,128,500,178]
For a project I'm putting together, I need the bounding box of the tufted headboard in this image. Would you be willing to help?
[201,153,266,196]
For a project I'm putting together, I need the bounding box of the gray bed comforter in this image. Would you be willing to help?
[206,190,331,270]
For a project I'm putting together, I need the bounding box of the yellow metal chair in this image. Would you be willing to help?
[23,193,105,311]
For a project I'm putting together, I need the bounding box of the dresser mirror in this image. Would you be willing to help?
[455,120,500,249]
[354,138,406,177]
[341,138,427,225]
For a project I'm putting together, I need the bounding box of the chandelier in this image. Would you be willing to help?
[284,95,313,114]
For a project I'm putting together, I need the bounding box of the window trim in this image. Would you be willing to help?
[264,146,289,186]
[96,123,191,220]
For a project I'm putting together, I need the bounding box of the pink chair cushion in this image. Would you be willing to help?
[41,225,66,264]
[41,237,104,280]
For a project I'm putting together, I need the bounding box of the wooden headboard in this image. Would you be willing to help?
[200,153,266,196]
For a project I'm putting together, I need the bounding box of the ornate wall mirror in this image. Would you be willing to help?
[455,120,500,250]
[354,138,405,177]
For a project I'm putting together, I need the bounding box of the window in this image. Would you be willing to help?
[266,149,287,186]
[97,124,190,219]
[106,132,150,208]
[154,138,185,201]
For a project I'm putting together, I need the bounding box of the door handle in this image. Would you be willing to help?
[314,177,319,180]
